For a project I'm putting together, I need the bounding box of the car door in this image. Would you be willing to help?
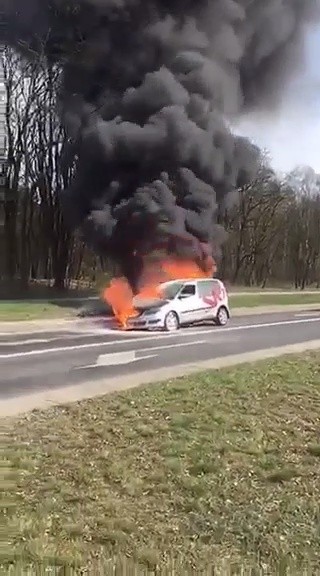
[196,280,216,321]
[175,283,198,324]
[210,280,227,315]
[197,279,226,320]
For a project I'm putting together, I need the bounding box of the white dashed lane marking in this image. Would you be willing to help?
[0,317,320,359]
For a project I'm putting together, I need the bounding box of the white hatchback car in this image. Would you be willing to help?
[128,278,230,332]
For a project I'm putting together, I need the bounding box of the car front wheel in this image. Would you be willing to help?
[215,306,229,326]
[164,311,180,332]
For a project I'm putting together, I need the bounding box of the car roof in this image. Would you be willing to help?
[161,278,222,286]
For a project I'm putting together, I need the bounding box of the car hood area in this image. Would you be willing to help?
[133,299,169,313]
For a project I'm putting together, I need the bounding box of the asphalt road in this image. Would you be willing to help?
[0,310,320,401]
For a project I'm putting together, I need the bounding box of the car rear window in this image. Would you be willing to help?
[197,280,218,297]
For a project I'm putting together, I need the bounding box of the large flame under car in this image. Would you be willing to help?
[104,257,216,329]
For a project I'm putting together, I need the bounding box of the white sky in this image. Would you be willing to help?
[236,26,320,174]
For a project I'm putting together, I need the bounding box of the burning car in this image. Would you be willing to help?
[127,278,230,332]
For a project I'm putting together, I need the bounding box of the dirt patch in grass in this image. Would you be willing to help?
[2,352,320,573]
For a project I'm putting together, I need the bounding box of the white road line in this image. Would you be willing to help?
[0,317,319,359]
[0,327,123,339]
[69,340,207,369]
[217,317,320,333]
[138,340,207,354]
[77,352,157,369]
[0,330,130,347]
[0,338,50,346]
[0,330,77,337]
[295,312,320,318]
[97,351,137,366]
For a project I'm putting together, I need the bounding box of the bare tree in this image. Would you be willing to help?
[2,48,79,290]
[2,51,320,292]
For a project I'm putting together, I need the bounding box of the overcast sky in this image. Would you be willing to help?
[237,26,320,175]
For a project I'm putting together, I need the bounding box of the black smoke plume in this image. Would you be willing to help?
[2,0,318,290]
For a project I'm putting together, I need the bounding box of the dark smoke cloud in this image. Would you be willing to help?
[2,0,319,289]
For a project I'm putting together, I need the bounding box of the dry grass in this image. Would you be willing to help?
[2,352,320,574]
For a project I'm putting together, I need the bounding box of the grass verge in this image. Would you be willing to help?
[230,292,320,308]
[0,301,76,322]
[2,352,320,573]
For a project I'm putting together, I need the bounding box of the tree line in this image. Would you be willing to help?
[1,50,320,293]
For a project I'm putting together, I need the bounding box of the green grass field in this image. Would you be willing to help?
[2,352,320,574]
[229,292,320,308]
[0,301,76,321]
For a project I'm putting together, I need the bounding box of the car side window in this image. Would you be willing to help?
[197,280,214,298]
[180,284,196,296]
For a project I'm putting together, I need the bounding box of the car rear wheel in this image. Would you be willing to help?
[164,311,179,332]
[215,306,229,326]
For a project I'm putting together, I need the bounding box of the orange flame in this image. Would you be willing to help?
[103,256,216,329]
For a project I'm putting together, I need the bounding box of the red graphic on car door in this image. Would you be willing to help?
[203,284,226,308]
